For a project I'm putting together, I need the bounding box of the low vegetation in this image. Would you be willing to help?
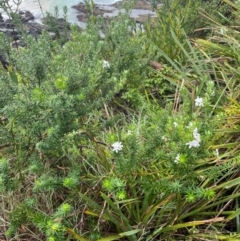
[0,0,240,240]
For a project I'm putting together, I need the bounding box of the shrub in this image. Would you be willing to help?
[1,0,240,240]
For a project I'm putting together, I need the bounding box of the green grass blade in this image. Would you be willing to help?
[100,193,133,231]
[66,228,90,241]
[78,192,120,226]
[159,217,224,233]
[97,230,141,241]
[214,177,240,190]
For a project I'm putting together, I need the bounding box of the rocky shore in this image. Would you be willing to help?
[0,10,72,48]
[0,0,158,69]
[0,0,157,48]
[73,0,156,24]
[0,10,73,68]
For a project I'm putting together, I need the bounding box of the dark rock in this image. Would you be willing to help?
[57,18,71,30]
[0,28,10,33]
[20,10,35,23]
[27,28,40,37]
[0,9,74,44]
[42,16,71,31]
[77,14,86,22]
[26,22,45,36]
[11,40,25,48]
[0,54,9,69]
[72,0,156,24]
[0,13,3,22]
[0,28,19,40]
[4,19,14,28]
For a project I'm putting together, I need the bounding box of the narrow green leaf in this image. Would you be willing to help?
[160,217,224,233]
[223,0,239,9]
[100,193,133,231]
[227,208,240,221]
[192,232,240,240]
[97,230,141,241]
[146,226,163,241]
[142,194,175,224]
[214,177,240,190]
[79,192,119,226]
[66,228,89,241]
[79,192,103,211]
[145,38,182,73]
[8,71,18,84]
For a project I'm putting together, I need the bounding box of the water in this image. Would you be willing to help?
[4,0,120,24]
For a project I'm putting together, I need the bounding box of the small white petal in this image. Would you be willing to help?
[161,136,166,141]
[103,60,110,68]
[186,139,200,148]
[193,128,201,141]
[174,154,180,163]
[195,97,204,107]
[111,141,123,153]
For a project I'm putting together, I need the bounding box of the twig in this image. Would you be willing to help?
[0,143,11,149]
[37,0,45,18]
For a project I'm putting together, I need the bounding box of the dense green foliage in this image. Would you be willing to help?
[1,0,240,240]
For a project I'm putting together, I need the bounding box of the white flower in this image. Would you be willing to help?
[161,136,168,141]
[195,96,204,107]
[102,60,110,68]
[173,122,178,127]
[186,139,200,148]
[220,27,227,35]
[111,141,123,153]
[186,128,201,148]
[193,128,200,142]
[174,154,180,163]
